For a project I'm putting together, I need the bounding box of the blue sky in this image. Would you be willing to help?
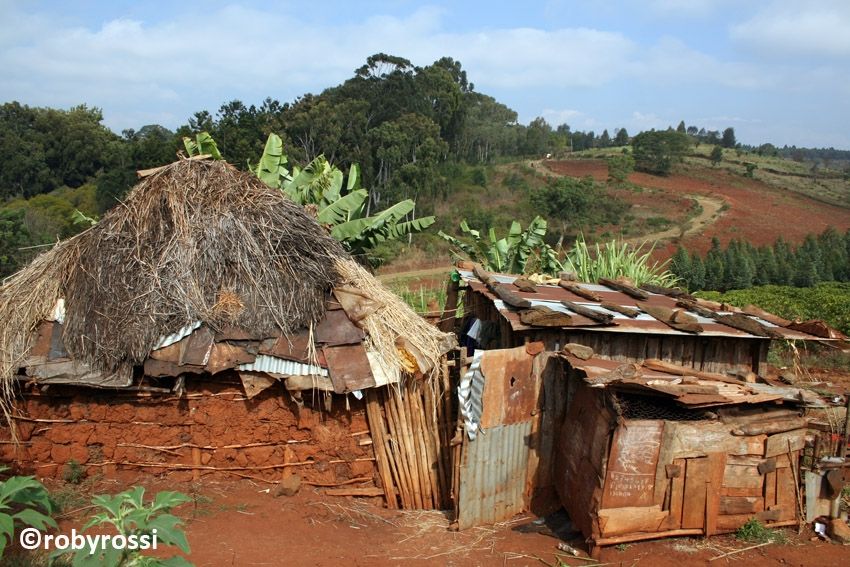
[1,0,848,148]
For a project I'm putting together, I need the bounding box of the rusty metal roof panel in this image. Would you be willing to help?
[561,353,826,408]
[460,270,833,341]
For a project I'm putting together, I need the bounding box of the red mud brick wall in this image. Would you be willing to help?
[0,376,377,485]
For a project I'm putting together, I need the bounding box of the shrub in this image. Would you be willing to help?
[471,167,487,187]
[735,518,786,544]
[697,282,850,335]
[563,234,678,287]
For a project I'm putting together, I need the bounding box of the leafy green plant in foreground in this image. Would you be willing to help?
[52,487,192,567]
[0,469,57,558]
[735,518,786,544]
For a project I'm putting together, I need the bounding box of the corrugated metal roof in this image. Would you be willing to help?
[237,354,328,377]
[152,321,202,350]
[459,269,831,341]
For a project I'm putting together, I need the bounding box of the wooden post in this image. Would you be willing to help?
[840,392,850,459]
[192,447,202,481]
[438,279,460,332]
[365,389,399,509]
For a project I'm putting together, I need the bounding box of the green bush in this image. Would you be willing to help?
[697,282,850,334]
[470,167,487,187]
[735,518,786,544]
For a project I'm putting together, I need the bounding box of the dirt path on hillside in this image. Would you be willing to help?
[535,159,727,246]
[624,194,725,245]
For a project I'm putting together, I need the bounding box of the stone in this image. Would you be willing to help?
[563,343,594,360]
[827,518,850,544]
[274,474,302,497]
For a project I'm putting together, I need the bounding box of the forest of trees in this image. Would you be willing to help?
[671,228,850,292]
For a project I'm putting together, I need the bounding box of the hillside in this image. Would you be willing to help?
[543,156,850,257]
[381,149,850,281]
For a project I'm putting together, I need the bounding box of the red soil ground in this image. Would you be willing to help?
[545,159,850,257]
[22,477,848,566]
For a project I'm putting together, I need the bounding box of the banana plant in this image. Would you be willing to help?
[438,216,563,276]
[250,134,435,263]
[182,132,222,160]
[249,133,289,188]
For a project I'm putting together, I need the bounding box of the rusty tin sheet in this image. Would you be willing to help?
[315,309,366,346]
[461,271,834,341]
[601,420,664,508]
[322,343,375,394]
[456,420,533,530]
[478,344,541,429]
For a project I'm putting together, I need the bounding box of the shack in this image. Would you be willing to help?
[0,159,455,510]
[554,354,821,554]
[448,265,847,546]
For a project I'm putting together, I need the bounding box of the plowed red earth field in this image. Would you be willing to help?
[545,160,850,257]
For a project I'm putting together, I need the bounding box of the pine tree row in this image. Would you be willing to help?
[671,228,850,292]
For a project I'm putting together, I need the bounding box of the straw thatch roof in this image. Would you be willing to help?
[0,158,453,419]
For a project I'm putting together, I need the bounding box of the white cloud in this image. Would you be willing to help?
[0,4,639,130]
[635,37,775,89]
[730,1,850,58]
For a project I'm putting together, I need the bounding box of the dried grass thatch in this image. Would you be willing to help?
[0,159,343,409]
[335,258,453,379]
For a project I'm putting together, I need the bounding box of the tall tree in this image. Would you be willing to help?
[721,127,736,148]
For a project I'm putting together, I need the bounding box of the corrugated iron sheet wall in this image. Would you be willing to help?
[456,421,533,529]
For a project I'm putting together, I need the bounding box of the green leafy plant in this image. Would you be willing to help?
[0,468,57,558]
[182,132,221,160]
[438,216,563,276]
[61,461,84,486]
[53,487,192,567]
[70,210,98,227]
[250,134,435,264]
[735,518,785,544]
[563,234,678,287]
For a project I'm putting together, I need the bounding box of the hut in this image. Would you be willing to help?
[0,159,456,510]
[447,264,848,546]
[554,353,821,555]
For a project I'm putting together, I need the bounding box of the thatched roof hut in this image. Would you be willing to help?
[0,158,457,510]
[0,157,453,418]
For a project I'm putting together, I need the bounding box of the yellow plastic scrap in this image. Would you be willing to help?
[396,345,419,374]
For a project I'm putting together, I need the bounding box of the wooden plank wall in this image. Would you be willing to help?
[523,331,769,376]
[590,417,806,546]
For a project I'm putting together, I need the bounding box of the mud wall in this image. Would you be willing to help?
[0,374,377,485]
